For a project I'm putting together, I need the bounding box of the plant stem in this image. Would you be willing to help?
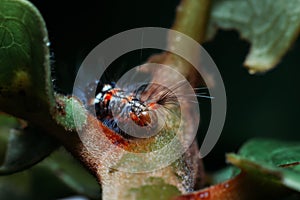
[172,0,211,43]
[98,0,211,199]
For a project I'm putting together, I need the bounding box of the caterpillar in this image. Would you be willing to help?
[85,78,211,139]
[92,81,164,138]
[94,82,152,127]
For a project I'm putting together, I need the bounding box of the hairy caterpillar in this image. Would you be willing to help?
[85,78,211,139]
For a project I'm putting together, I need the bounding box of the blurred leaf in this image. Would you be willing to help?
[0,160,77,200]
[0,171,32,200]
[175,139,300,200]
[0,0,54,116]
[227,138,300,192]
[174,171,297,200]
[207,0,300,73]
[41,149,101,199]
[0,126,58,175]
[209,166,240,184]
[0,114,20,163]
[0,147,98,199]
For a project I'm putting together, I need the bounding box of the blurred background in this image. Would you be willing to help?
[0,0,299,199]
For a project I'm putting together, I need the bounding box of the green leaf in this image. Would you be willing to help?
[176,139,300,200]
[207,0,300,73]
[227,138,300,192]
[0,171,32,200]
[41,149,101,199]
[0,124,58,175]
[0,0,54,116]
[209,166,240,184]
[0,114,20,163]
[0,159,79,200]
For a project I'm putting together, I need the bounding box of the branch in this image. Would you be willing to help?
[0,0,212,199]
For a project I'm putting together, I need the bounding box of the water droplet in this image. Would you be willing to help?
[248,69,256,74]
[175,36,181,42]
[199,191,209,199]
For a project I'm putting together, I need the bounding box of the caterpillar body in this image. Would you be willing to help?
[86,78,210,138]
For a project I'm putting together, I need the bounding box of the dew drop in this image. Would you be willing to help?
[175,36,181,42]
[199,191,209,199]
[248,69,256,75]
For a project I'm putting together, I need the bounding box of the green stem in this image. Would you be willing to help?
[172,0,211,44]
